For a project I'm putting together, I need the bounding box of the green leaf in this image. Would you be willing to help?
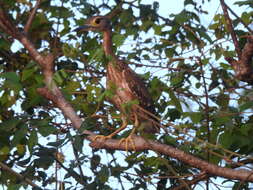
[73,135,84,151]
[98,166,109,183]
[21,65,38,81]
[234,0,253,7]
[0,146,10,156]
[0,119,20,131]
[216,94,230,110]
[37,122,57,137]
[239,101,253,111]
[122,99,139,113]
[0,38,11,50]
[168,89,182,112]
[170,72,184,86]
[53,70,68,85]
[165,108,181,121]
[47,139,66,147]
[28,130,38,152]
[0,72,22,92]
[112,34,125,46]
[12,125,28,146]
[91,155,101,169]
[184,112,202,123]
[16,144,26,155]
[79,117,96,133]
[7,184,22,190]
[184,0,195,6]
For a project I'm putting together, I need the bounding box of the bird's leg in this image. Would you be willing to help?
[119,128,136,151]
[93,117,128,141]
[118,114,139,151]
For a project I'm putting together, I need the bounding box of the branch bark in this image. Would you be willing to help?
[225,36,253,84]
[89,135,253,182]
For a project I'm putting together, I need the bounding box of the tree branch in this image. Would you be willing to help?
[171,172,208,190]
[225,35,253,84]
[0,8,22,39]
[24,0,41,33]
[220,0,253,84]
[220,0,241,58]
[89,135,253,182]
[0,162,42,189]
[226,4,253,34]
[54,156,86,185]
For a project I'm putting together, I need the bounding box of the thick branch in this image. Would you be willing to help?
[89,135,253,182]
[225,35,253,84]
[220,1,253,84]
[37,87,85,131]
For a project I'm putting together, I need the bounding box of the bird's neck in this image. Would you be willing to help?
[103,30,114,57]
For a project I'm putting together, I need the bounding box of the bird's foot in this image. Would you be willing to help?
[119,135,136,152]
[92,134,112,142]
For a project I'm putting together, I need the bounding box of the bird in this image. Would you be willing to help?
[75,16,160,150]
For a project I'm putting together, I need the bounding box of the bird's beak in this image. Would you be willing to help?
[74,24,93,32]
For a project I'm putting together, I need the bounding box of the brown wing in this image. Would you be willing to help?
[121,61,156,115]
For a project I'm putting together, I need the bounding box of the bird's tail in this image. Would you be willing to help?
[135,105,165,133]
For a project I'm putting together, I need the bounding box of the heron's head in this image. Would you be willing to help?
[75,16,111,32]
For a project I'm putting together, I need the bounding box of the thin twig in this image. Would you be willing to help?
[70,139,86,182]
[226,4,253,34]
[198,57,211,190]
[0,162,42,189]
[24,0,41,33]
[171,172,208,190]
[220,0,241,58]
[54,155,86,185]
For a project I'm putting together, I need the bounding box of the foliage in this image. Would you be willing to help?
[0,0,253,189]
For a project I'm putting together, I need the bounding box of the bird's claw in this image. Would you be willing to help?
[119,136,136,152]
[92,135,111,142]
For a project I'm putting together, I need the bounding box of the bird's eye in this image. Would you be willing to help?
[94,18,101,24]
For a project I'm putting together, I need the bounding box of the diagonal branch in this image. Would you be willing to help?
[220,0,241,58]
[89,135,253,182]
[226,4,253,34]
[0,162,42,189]
[24,0,42,33]
[171,172,208,190]
[0,8,22,39]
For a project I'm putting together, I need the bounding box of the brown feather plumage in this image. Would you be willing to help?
[76,16,159,134]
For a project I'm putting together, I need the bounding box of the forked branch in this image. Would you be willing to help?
[220,0,253,84]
